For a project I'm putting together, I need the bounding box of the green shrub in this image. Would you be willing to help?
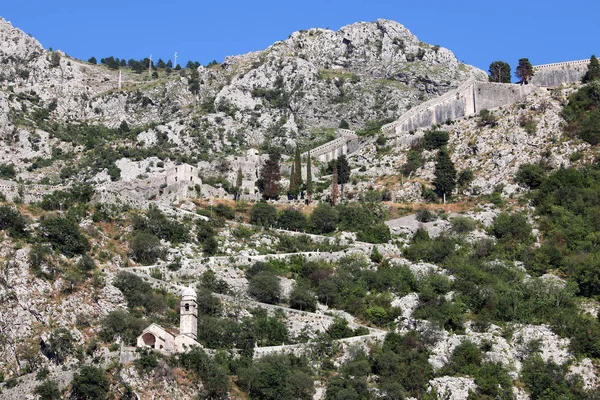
[277,208,307,231]
[130,231,163,264]
[99,309,147,345]
[34,379,61,400]
[248,271,281,304]
[214,203,235,220]
[43,328,74,364]
[133,206,190,243]
[237,354,314,400]
[0,163,16,179]
[309,203,338,234]
[0,205,27,237]
[250,202,277,227]
[39,216,90,257]
[356,222,391,244]
[415,208,437,223]
[71,366,109,400]
[450,216,476,234]
[289,284,317,312]
[423,130,449,150]
[516,163,546,189]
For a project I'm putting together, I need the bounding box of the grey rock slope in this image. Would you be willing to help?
[0,17,484,163]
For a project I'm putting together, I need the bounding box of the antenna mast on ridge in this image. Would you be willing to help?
[174,51,178,69]
[149,54,153,78]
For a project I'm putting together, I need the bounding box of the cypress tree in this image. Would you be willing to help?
[433,147,457,203]
[235,167,243,201]
[288,163,298,198]
[294,146,303,191]
[258,150,281,200]
[331,160,339,206]
[306,153,313,204]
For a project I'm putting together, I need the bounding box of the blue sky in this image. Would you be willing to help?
[1,0,597,73]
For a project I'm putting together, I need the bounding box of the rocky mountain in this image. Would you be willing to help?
[1,14,600,400]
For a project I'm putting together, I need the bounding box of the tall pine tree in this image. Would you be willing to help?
[433,147,457,203]
[515,58,534,84]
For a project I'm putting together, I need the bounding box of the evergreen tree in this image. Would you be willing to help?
[306,153,313,204]
[584,55,600,83]
[515,58,534,84]
[166,59,173,68]
[88,56,97,64]
[288,163,298,198]
[331,160,339,206]
[294,146,303,192]
[156,58,166,69]
[488,61,511,83]
[235,167,243,201]
[336,155,350,199]
[433,147,457,203]
[188,68,200,96]
[258,150,281,200]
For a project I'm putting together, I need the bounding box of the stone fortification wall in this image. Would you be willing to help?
[382,79,537,136]
[473,82,536,112]
[301,129,359,163]
[381,78,476,134]
[531,59,589,87]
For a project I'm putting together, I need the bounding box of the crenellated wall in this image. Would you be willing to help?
[531,59,590,87]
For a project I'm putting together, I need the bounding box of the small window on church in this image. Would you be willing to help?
[185,303,189,311]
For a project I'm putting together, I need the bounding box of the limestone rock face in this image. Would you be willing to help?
[0,17,484,163]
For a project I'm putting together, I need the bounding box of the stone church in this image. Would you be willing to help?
[136,287,202,354]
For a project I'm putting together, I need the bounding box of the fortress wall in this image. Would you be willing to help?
[473,82,536,112]
[531,63,588,87]
[382,78,476,135]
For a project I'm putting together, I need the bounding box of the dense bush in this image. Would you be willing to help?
[562,81,600,145]
[71,366,109,400]
[277,208,307,231]
[39,216,90,257]
[35,379,61,400]
[422,130,449,150]
[178,348,229,399]
[99,309,147,345]
[238,354,314,400]
[248,271,281,304]
[214,203,235,220]
[289,284,317,312]
[130,231,163,264]
[132,206,190,243]
[515,163,546,189]
[309,203,339,234]
[250,201,277,227]
[0,205,27,237]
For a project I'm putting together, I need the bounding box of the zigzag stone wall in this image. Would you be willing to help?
[381,79,535,136]
[301,129,361,163]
